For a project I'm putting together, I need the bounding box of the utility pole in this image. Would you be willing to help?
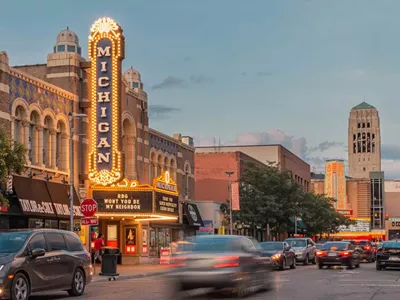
[225,171,234,235]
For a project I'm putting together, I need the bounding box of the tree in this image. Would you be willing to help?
[234,160,353,239]
[0,129,27,207]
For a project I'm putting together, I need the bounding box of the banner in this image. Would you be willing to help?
[231,182,240,210]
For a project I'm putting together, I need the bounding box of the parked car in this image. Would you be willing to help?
[259,242,296,270]
[343,240,374,262]
[0,229,92,300]
[169,235,273,298]
[316,241,361,269]
[376,240,400,270]
[284,238,316,265]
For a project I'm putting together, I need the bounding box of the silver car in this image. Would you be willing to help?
[284,238,316,265]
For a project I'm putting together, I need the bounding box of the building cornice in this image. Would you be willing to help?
[149,128,195,152]
[9,67,77,101]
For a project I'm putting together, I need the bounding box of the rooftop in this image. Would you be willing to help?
[352,102,375,110]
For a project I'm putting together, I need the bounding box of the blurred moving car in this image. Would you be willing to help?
[316,241,361,269]
[0,229,92,300]
[376,240,400,270]
[259,242,296,270]
[169,235,273,298]
[343,240,374,263]
[284,238,316,265]
[371,242,378,261]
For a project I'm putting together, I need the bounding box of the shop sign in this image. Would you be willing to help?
[336,209,353,217]
[93,190,153,213]
[155,192,178,216]
[154,171,178,193]
[53,203,83,217]
[88,17,124,186]
[19,199,55,215]
[338,219,370,232]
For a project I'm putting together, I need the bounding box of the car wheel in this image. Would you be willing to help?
[279,259,286,271]
[318,263,323,269]
[290,258,296,269]
[347,260,355,269]
[303,255,309,265]
[67,268,86,297]
[11,273,30,300]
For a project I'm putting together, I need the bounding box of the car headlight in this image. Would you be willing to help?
[271,254,281,260]
[0,265,3,271]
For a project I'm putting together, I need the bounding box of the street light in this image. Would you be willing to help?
[225,171,234,235]
[294,201,299,236]
[68,112,87,232]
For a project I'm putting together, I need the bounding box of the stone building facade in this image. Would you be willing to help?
[0,19,196,253]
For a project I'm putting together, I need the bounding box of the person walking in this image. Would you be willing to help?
[94,233,105,263]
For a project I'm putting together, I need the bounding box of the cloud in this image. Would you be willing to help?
[148,104,181,120]
[308,141,344,152]
[151,76,186,90]
[189,75,214,84]
[257,71,273,77]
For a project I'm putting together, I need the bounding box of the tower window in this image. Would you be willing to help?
[57,45,65,52]
[358,123,361,128]
[363,167,366,172]
[77,47,82,55]
[367,122,370,128]
[132,82,139,88]
[67,45,76,52]
[362,123,366,128]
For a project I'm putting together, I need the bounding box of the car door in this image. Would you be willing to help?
[24,233,54,292]
[307,239,315,259]
[283,242,294,265]
[44,232,73,288]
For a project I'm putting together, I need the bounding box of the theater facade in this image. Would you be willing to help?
[0,17,203,264]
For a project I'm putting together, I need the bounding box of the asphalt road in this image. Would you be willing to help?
[30,263,400,300]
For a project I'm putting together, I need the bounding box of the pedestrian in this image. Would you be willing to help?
[94,233,105,263]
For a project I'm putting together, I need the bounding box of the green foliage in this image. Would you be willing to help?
[0,194,9,208]
[234,161,353,236]
[0,128,27,181]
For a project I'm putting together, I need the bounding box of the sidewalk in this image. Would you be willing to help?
[92,263,172,282]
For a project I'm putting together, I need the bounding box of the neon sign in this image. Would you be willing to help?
[88,17,125,186]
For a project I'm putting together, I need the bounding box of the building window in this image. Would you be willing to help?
[55,120,68,171]
[363,167,366,172]
[367,122,370,128]
[184,162,191,198]
[67,45,76,52]
[157,155,163,177]
[170,158,177,182]
[132,82,139,88]
[29,111,41,164]
[362,123,366,128]
[57,45,65,52]
[358,123,361,128]
[13,106,26,144]
[122,118,136,179]
[77,47,82,55]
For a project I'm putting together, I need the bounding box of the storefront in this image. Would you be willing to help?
[0,176,83,238]
[92,172,183,265]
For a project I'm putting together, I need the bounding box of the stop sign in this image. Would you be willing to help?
[80,198,98,217]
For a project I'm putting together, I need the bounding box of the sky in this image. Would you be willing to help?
[2,0,400,177]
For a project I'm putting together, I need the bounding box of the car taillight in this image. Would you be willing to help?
[338,251,350,257]
[316,251,327,257]
[170,257,187,267]
[364,246,371,251]
[214,256,239,269]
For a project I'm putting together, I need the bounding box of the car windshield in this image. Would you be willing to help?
[0,232,31,253]
[260,242,283,251]
[286,239,306,247]
[322,242,348,251]
[190,237,240,252]
[382,242,400,249]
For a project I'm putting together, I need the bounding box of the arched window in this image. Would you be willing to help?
[157,154,163,177]
[56,119,68,171]
[170,158,177,182]
[43,116,54,168]
[164,156,169,173]
[150,152,156,182]
[14,106,26,144]
[122,118,136,179]
[184,162,192,198]
[29,111,41,165]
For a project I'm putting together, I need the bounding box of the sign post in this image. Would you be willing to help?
[80,198,98,275]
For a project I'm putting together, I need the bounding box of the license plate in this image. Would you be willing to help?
[389,257,400,261]
[328,253,337,257]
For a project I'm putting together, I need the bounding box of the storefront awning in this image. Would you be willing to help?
[13,176,57,218]
[45,181,83,218]
[183,203,204,227]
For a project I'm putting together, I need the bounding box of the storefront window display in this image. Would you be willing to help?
[107,224,118,248]
[125,227,137,254]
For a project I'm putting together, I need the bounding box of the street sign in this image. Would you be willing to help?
[81,217,99,226]
[80,198,98,217]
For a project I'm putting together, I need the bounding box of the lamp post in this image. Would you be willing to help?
[294,201,299,236]
[68,112,87,232]
[225,171,234,235]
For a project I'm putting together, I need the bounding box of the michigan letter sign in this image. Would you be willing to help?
[88,17,125,186]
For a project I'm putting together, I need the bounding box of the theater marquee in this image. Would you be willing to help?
[88,17,125,186]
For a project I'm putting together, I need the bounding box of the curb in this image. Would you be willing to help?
[92,271,169,282]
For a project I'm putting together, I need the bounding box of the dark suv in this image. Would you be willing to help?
[0,229,92,300]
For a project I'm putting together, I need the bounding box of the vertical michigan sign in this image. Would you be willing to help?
[88,18,125,186]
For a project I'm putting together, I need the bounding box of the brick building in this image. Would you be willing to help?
[0,18,199,264]
[196,144,311,191]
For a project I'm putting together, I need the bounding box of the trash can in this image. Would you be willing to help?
[99,247,120,279]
